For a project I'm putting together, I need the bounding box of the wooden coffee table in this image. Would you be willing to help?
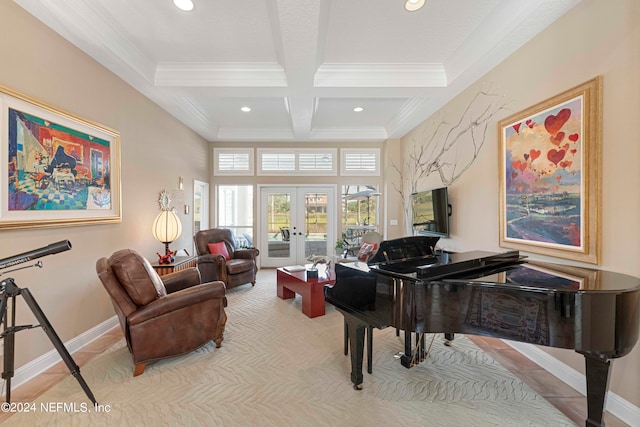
[276,265,335,318]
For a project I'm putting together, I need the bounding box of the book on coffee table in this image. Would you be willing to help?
[283,265,306,272]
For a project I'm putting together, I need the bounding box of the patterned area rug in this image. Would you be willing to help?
[5,269,573,426]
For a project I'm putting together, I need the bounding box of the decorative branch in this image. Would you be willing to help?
[391,83,508,232]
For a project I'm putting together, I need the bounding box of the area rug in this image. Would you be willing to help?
[4,269,573,426]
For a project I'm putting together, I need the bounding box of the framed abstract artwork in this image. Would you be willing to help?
[498,77,601,264]
[1,85,121,229]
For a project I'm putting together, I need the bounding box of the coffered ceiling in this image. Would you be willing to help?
[15,0,581,143]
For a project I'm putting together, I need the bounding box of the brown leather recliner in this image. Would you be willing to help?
[96,249,227,376]
[195,228,259,289]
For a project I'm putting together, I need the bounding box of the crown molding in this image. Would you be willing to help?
[16,0,156,83]
[217,128,295,141]
[385,97,430,137]
[310,127,388,141]
[314,63,446,88]
[155,63,288,87]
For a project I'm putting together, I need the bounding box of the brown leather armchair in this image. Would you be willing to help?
[96,249,227,376]
[195,228,259,289]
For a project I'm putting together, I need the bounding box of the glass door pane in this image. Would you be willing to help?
[260,188,296,267]
[303,191,328,258]
[267,192,291,258]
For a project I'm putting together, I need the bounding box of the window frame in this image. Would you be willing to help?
[257,148,337,176]
[340,148,380,176]
[213,147,255,176]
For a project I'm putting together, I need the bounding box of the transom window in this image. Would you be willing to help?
[214,148,254,176]
[341,148,380,176]
[257,148,337,176]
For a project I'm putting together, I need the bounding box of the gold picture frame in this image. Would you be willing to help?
[1,85,121,230]
[498,77,601,264]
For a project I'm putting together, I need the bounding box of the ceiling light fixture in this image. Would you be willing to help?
[353,107,364,112]
[404,0,425,12]
[173,0,194,12]
[241,106,251,112]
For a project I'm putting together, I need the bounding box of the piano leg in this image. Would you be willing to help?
[444,333,455,346]
[366,325,373,374]
[401,330,412,367]
[344,320,348,356]
[582,353,611,427]
[401,333,436,368]
[344,320,373,374]
[340,310,367,390]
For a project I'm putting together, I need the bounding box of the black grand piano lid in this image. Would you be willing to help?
[448,261,640,292]
[456,263,581,290]
[368,235,440,265]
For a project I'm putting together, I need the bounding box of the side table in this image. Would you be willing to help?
[151,255,197,276]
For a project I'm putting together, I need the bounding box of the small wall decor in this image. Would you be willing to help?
[0,85,121,229]
[498,77,601,264]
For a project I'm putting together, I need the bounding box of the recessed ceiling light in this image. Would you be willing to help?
[353,107,364,112]
[173,0,194,12]
[241,106,251,112]
[404,0,425,12]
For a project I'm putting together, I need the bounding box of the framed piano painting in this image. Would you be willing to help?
[498,77,602,264]
[0,85,121,230]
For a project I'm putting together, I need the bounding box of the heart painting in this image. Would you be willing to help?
[497,77,601,265]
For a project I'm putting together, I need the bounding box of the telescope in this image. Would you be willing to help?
[0,240,72,270]
[0,239,96,405]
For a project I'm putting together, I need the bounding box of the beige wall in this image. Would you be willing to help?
[400,0,640,406]
[0,2,210,367]
[382,138,405,239]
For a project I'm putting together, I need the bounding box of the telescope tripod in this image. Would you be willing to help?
[0,276,97,404]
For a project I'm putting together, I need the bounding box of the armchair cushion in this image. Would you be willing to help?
[109,249,166,306]
[128,282,226,326]
[208,241,230,260]
[226,258,254,275]
[161,267,201,293]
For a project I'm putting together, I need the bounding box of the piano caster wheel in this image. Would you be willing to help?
[353,384,363,391]
[443,340,451,346]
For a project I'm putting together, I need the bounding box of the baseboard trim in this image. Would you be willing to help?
[506,340,640,426]
[2,316,119,394]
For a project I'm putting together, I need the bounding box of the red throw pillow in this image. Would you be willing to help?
[357,242,378,262]
[208,242,230,260]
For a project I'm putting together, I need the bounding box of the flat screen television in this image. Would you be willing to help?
[411,187,451,237]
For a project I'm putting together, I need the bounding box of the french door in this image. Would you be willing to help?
[259,186,336,268]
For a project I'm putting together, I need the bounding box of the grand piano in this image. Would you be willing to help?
[324,236,640,427]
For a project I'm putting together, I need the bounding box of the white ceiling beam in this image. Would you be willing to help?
[273,0,325,139]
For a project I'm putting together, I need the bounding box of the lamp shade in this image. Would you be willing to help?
[405,0,425,12]
[152,210,182,244]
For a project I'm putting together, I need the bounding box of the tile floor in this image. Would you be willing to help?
[0,328,628,426]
